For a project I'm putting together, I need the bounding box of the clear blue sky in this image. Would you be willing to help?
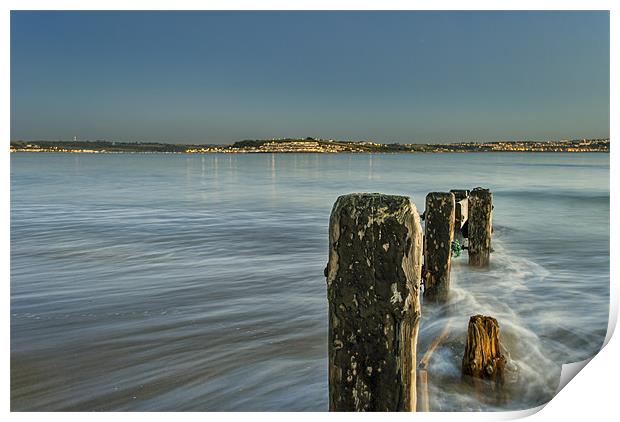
[10,11,609,144]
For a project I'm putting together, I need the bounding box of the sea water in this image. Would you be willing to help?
[10,152,609,411]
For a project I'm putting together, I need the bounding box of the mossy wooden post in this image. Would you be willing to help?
[462,315,506,385]
[423,192,455,302]
[326,193,423,411]
[468,188,492,266]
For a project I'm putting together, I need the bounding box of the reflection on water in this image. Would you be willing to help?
[11,152,609,411]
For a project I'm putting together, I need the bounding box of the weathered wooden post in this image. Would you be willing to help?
[450,189,469,241]
[450,189,469,203]
[423,192,455,302]
[461,315,506,385]
[326,193,423,411]
[468,188,493,266]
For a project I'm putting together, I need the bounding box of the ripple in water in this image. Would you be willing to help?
[11,152,609,411]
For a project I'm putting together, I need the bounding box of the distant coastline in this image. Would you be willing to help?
[10,138,610,154]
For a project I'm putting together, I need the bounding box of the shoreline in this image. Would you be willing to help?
[9,150,610,154]
[10,138,609,154]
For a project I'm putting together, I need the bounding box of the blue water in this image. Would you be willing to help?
[10,152,609,411]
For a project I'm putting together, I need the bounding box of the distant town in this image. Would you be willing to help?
[10,137,610,154]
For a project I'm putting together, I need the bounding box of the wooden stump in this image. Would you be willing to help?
[450,189,469,203]
[326,193,423,411]
[468,188,492,266]
[423,192,455,302]
[418,370,429,412]
[461,315,506,385]
[417,323,451,411]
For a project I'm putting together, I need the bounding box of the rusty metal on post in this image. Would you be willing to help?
[423,192,455,302]
[468,188,492,266]
[326,193,423,411]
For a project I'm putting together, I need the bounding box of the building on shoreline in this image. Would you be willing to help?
[10,138,610,154]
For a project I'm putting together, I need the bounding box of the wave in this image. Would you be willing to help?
[418,237,566,411]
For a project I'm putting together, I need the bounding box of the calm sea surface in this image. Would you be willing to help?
[11,152,609,411]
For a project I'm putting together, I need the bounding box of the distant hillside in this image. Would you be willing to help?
[10,138,610,154]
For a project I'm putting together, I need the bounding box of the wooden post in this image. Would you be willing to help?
[418,323,451,412]
[450,189,469,203]
[468,188,492,266]
[423,192,455,302]
[454,198,468,231]
[450,189,469,242]
[326,193,423,411]
[461,315,506,385]
[418,370,429,412]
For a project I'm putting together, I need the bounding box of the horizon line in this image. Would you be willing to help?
[9,136,612,146]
